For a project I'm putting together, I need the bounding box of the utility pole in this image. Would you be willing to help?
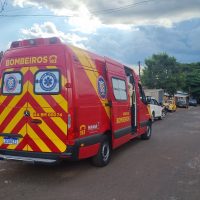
[0,0,7,13]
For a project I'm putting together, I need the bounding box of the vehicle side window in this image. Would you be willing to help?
[112,78,127,100]
[138,83,146,104]
[34,69,61,95]
[153,99,159,105]
[150,99,154,105]
[2,72,23,95]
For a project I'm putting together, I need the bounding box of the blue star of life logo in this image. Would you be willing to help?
[40,72,57,91]
[5,76,17,92]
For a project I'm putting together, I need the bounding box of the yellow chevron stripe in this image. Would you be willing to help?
[70,46,110,118]
[0,137,3,146]
[29,66,38,74]
[27,124,51,152]
[46,66,57,69]
[3,104,26,133]
[4,68,14,72]
[51,95,68,112]
[0,95,7,105]
[27,105,67,152]
[0,81,28,126]
[3,67,28,74]
[28,83,67,134]
[21,67,29,75]
[37,122,66,152]
[23,146,27,151]
[7,124,27,150]
[28,145,33,151]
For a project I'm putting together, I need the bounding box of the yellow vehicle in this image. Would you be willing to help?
[163,99,176,112]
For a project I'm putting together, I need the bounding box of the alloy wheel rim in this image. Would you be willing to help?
[102,143,110,162]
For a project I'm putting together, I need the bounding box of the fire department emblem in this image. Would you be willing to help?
[97,76,107,99]
[5,75,17,92]
[40,72,57,91]
[49,55,57,64]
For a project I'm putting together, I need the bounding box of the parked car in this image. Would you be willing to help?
[189,98,197,106]
[163,99,176,112]
[147,97,166,122]
[176,99,189,108]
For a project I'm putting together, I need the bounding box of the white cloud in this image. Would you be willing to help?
[66,5,102,34]
[20,22,88,49]
[12,0,200,29]
[13,0,102,34]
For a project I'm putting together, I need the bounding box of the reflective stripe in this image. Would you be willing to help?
[2,105,26,133]
[28,83,67,135]
[70,46,110,119]
[27,124,51,152]
[0,81,28,125]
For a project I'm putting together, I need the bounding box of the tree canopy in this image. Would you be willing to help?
[141,53,200,100]
[180,63,200,98]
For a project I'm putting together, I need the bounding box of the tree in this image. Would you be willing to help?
[0,51,3,62]
[180,63,200,100]
[141,53,185,95]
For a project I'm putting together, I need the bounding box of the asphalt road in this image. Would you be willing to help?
[0,106,200,200]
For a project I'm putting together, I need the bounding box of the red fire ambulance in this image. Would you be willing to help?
[0,37,151,167]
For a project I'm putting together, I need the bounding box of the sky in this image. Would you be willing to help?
[0,0,200,71]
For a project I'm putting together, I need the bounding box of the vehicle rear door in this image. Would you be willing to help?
[0,67,29,151]
[26,65,68,153]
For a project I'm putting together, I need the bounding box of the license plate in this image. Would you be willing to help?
[3,137,19,145]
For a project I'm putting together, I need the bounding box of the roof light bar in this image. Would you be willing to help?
[49,37,58,44]
[10,41,20,48]
[28,39,36,45]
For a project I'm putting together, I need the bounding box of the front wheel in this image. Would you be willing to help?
[141,123,152,140]
[92,135,111,167]
[159,110,166,120]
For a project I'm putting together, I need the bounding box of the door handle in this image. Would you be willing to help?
[105,101,112,107]
[31,119,42,124]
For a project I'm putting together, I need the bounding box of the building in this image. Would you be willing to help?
[144,89,164,103]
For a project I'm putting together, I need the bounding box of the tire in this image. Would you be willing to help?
[92,135,111,167]
[159,110,166,120]
[141,123,152,140]
[151,112,155,122]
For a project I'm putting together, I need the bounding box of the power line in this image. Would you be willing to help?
[0,0,156,17]
[4,5,35,13]
[90,0,155,14]
[0,14,73,17]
